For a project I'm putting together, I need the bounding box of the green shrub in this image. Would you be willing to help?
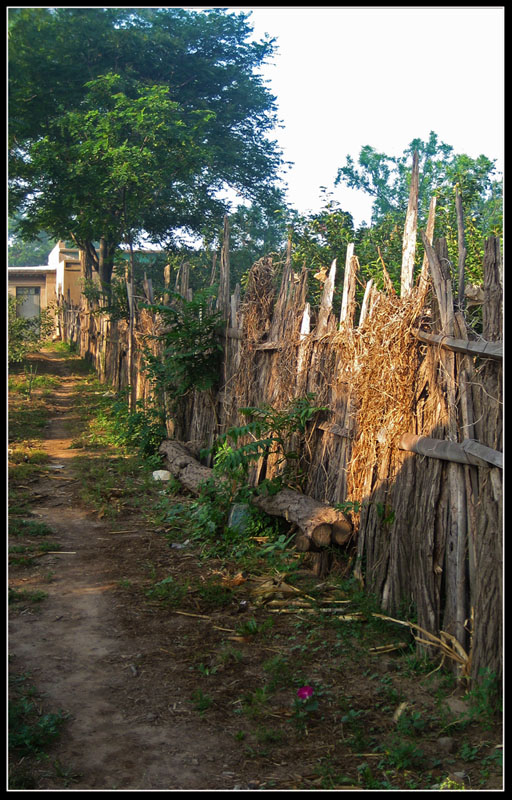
[8,296,55,363]
[142,289,224,402]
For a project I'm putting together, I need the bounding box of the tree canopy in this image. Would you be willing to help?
[335,132,502,288]
[9,7,287,289]
[336,131,502,230]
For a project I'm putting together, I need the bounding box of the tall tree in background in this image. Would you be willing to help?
[9,7,286,292]
[8,214,56,267]
[336,132,502,287]
[336,131,502,229]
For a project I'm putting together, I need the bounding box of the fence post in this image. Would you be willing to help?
[339,250,358,327]
[216,215,231,322]
[401,150,419,297]
[455,187,467,310]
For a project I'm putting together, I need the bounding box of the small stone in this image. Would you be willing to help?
[445,696,468,716]
[451,771,469,781]
[152,470,172,481]
[227,503,251,533]
[437,736,455,753]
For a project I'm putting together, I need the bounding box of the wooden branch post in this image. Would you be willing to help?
[418,195,436,290]
[316,258,336,337]
[482,237,503,342]
[421,233,454,335]
[455,187,466,309]
[401,150,419,297]
[163,263,171,305]
[216,216,231,322]
[412,329,502,360]
[358,279,373,327]
[399,433,502,469]
[339,247,358,327]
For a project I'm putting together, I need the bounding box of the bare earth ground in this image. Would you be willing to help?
[8,350,503,791]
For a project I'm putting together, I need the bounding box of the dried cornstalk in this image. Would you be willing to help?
[372,613,471,676]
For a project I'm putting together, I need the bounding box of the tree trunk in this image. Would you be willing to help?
[158,439,352,551]
[98,237,117,302]
[159,440,215,493]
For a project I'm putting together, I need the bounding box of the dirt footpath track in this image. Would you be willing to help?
[8,353,252,790]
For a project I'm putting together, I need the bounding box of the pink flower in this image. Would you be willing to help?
[297,685,314,700]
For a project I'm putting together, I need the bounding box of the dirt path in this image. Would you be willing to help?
[8,353,255,790]
[9,351,503,791]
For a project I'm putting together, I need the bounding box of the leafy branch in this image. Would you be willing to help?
[141,288,225,402]
[209,394,328,493]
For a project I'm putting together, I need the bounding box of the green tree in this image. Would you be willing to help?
[289,191,355,309]
[12,73,219,294]
[8,216,56,267]
[8,296,55,363]
[336,132,502,288]
[212,188,291,288]
[9,7,286,294]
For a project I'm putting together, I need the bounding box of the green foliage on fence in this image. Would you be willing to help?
[142,288,225,403]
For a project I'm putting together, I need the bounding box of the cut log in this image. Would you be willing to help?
[253,488,352,549]
[159,440,214,493]
[158,439,352,551]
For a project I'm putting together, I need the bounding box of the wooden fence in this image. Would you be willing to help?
[60,187,502,686]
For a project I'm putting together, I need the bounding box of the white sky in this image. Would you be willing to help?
[225,6,504,226]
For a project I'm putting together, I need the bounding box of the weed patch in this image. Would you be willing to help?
[9,672,69,789]
[9,588,48,605]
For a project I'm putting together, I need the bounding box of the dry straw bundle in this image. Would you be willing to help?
[240,255,277,344]
[342,283,429,506]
